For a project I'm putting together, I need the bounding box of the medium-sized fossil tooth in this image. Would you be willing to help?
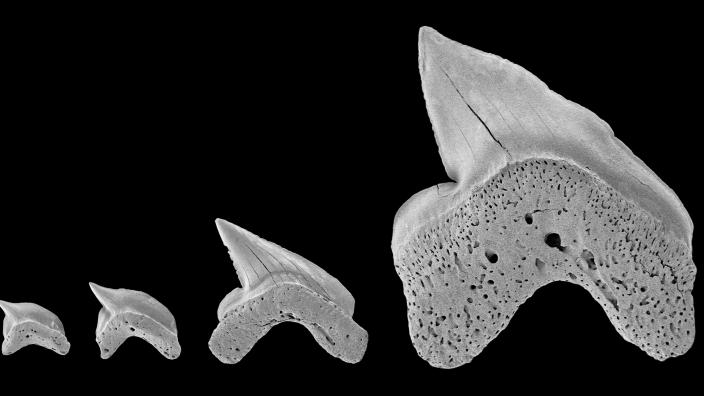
[89,282,181,359]
[0,300,70,356]
[209,219,368,364]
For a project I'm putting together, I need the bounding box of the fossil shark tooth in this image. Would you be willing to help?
[89,282,180,359]
[0,300,70,356]
[391,27,696,368]
[209,218,368,364]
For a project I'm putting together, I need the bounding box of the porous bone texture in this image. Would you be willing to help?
[89,283,180,359]
[209,219,368,363]
[391,27,696,368]
[0,300,70,355]
[210,283,367,364]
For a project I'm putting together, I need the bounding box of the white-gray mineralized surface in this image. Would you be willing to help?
[209,219,368,364]
[0,300,70,356]
[391,27,696,368]
[89,282,181,359]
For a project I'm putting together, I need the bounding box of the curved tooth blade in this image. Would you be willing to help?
[0,300,70,355]
[0,300,19,338]
[210,219,367,364]
[391,26,696,368]
[395,26,691,251]
[215,218,355,317]
[89,282,180,359]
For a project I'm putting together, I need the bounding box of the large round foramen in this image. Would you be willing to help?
[391,27,696,368]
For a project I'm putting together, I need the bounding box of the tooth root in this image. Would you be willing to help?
[393,27,696,368]
[210,219,368,364]
[89,283,180,359]
[0,300,70,356]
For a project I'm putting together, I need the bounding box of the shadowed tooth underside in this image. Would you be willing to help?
[209,219,368,364]
[89,283,180,359]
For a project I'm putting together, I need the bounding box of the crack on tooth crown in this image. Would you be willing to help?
[394,158,696,368]
[209,219,368,364]
[394,26,696,368]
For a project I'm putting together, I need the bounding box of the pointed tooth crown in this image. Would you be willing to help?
[0,300,65,335]
[89,282,177,334]
[394,26,692,252]
[215,218,356,316]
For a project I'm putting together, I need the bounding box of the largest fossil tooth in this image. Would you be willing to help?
[0,300,70,356]
[89,282,181,359]
[209,219,368,364]
[391,27,696,368]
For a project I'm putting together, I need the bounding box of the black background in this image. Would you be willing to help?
[1,10,700,392]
